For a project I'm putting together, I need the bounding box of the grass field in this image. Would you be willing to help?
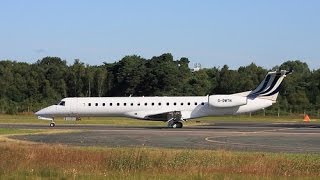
[0,128,41,135]
[0,114,315,126]
[0,114,319,179]
[0,142,320,179]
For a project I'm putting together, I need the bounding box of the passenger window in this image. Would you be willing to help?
[195,102,198,105]
[110,103,113,106]
[166,102,169,106]
[144,103,147,106]
[95,103,98,106]
[152,102,155,106]
[88,103,91,106]
[201,102,205,105]
[131,103,134,106]
[124,103,127,106]
[117,103,120,106]
[102,103,105,106]
[188,102,191,105]
[158,102,161,106]
[138,103,140,106]
[174,102,177,106]
[181,102,184,106]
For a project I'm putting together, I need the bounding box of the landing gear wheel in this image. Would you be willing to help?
[172,123,177,128]
[176,122,183,128]
[170,122,183,128]
[49,122,55,127]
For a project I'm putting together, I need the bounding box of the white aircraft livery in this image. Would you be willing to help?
[35,70,291,128]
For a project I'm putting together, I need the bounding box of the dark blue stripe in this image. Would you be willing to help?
[256,75,281,95]
[263,83,283,96]
[252,74,271,94]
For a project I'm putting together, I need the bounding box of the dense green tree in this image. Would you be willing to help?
[216,65,239,94]
[142,53,181,96]
[93,67,107,97]
[205,67,220,95]
[108,55,146,96]
[0,55,319,115]
[188,70,211,95]
[83,65,94,97]
[278,60,311,113]
[66,59,86,97]
[0,61,15,99]
[237,63,267,92]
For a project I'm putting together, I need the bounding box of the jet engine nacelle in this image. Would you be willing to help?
[208,95,247,108]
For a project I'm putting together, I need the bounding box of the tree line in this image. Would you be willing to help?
[0,53,319,116]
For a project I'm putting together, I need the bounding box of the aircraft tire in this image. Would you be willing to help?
[168,121,183,128]
[176,122,183,128]
[50,122,55,127]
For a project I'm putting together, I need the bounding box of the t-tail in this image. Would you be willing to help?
[248,69,292,102]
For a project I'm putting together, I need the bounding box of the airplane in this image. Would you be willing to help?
[35,70,291,128]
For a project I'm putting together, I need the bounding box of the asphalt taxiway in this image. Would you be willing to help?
[2,122,320,153]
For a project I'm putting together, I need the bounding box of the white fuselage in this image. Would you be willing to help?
[35,70,290,128]
[36,96,273,121]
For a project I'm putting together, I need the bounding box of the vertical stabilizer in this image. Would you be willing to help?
[248,70,291,102]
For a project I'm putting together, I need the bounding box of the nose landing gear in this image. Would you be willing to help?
[49,122,55,127]
[49,118,55,127]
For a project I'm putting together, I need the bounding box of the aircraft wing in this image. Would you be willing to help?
[125,110,191,121]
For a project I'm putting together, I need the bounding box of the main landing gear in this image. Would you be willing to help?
[167,111,184,128]
[167,121,183,128]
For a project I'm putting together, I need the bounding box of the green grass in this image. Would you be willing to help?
[197,115,311,123]
[0,128,41,135]
[0,114,319,179]
[0,114,164,126]
[0,114,316,126]
[1,171,300,180]
[1,143,320,179]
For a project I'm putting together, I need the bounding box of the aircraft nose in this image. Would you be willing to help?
[35,109,45,116]
[35,106,55,116]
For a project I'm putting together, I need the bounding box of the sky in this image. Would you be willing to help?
[0,0,319,69]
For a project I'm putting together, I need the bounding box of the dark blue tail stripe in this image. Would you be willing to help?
[256,75,281,95]
[252,74,271,94]
[263,83,283,96]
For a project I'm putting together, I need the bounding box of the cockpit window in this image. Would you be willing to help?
[59,101,65,106]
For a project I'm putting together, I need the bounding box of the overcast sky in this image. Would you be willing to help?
[0,0,319,69]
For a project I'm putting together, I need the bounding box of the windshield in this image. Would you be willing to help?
[58,101,65,106]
